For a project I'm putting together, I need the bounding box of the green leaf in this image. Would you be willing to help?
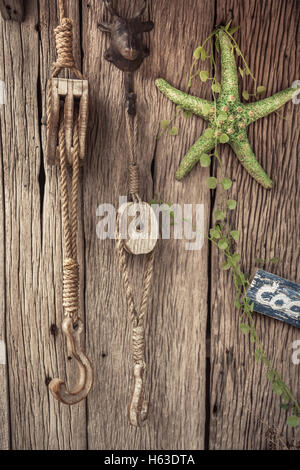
[184,110,192,118]
[280,403,289,411]
[220,133,230,144]
[267,370,275,381]
[200,70,209,82]
[200,153,211,167]
[240,323,250,335]
[230,230,240,241]
[193,46,202,60]
[212,82,221,93]
[201,47,207,61]
[235,47,242,57]
[257,85,266,95]
[229,25,240,35]
[227,199,237,210]
[221,261,231,270]
[242,90,249,101]
[255,349,262,362]
[169,126,178,136]
[287,415,299,428]
[255,257,265,266]
[270,257,279,265]
[206,177,217,189]
[245,67,251,76]
[161,119,171,129]
[272,383,283,396]
[222,177,233,190]
[239,67,244,78]
[210,228,221,240]
[215,209,225,221]
[204,128,214,138]
[232,253,241,263]
[218,239,229,250]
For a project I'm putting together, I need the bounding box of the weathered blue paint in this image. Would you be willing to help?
[246,269,300,328]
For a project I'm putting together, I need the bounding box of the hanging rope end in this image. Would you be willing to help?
[129,363,148,427]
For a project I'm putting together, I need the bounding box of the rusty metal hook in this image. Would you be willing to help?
[129,363,148,426]
[49,317,93,405]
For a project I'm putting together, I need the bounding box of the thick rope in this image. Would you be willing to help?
[47,0,83,134]
[45,0,83,327]
[116,108,156,425]
[58,112,80,325]
[125,112,140,202]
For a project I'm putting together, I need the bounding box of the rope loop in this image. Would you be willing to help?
[129,163,140,198]
[54,18,76,71]
[132,326,146,365]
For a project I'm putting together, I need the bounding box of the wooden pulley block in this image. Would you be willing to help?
[47,78,89,165]
[0,0,24,22]
[118,202,159,255]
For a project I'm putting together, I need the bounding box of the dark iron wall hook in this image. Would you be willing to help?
[0,0,24,22]
[99,0,154,115]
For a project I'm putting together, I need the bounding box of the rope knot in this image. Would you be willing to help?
[63,258,79,318]
[132,325,145,365]
[54,18,76,70]
[129,163,140,199]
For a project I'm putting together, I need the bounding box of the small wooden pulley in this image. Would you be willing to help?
[118,202,158,255]
[47,78,89,165]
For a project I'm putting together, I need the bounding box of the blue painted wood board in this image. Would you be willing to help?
[246,269,300,328]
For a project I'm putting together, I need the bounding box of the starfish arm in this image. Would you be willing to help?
[246,86,300,124]
[176,130,216,180]
[230,135,273,189]
[218,31,239,99]
[155,78,213,121]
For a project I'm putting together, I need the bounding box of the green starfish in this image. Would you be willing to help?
[156,30,300,189]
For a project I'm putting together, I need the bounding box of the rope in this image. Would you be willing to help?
[116,108,156,425]
[58,111,80,325]
[46,0,83,134]
[46,0,83,327]
[125,112,140,202]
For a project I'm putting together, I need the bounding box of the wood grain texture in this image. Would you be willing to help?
[0,0,298,450]
[210,0,300,450]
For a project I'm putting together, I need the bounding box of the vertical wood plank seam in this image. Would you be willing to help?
[205,0,218,450]
[79,0,89,451]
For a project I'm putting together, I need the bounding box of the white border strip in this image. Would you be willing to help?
[0,340,6,365]
[0,81,6,105]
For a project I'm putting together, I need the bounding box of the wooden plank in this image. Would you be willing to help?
[210,0,300,449]
[38,0,87,450]
[84,0,213,449]
[0,0,87,450]
[247,269,300,328]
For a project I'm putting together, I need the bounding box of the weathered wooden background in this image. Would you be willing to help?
[0,0,299,450]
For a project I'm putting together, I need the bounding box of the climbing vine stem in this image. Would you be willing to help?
[157,23,300,428]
